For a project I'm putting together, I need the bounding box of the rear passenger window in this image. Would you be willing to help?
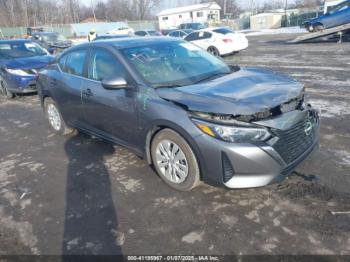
[135,31,146,36]
[185,32,199,41]
[59,50,87,77]
[199,32,212,39]
[88,48,128,81]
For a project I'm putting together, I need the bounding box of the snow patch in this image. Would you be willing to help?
[241,27,307,36]
[309,99,350,118]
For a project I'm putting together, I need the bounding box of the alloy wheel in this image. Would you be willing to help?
[47,104,62,131]
[0,81,7,97]
[155,139,189,184]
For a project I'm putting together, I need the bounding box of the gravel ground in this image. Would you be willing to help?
[0,33,350,257]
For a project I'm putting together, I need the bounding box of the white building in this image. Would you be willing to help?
[157,2,221,30]
[250,13,283,30]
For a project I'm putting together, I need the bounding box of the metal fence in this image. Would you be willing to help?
[0,21,159,39]
[282,12,319,27]
[0,13,319,38]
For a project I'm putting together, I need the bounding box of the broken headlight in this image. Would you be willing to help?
[192,119,271,143]
[5,68,32,76]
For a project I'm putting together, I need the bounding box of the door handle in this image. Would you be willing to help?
[83,88,93,97]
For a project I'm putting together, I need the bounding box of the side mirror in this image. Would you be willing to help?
[101,77,128,90]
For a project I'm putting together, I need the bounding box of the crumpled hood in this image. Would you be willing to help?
[1,55,54,70]
[156,67,304,116]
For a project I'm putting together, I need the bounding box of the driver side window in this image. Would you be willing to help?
[88,48,128,82]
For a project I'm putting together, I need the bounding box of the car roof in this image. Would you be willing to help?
[34,32,58,35]
[135,30,156,32]
[96,34,130,38]
[0,39,32,44]
[181,22,201,25]
[71,36,180,50]
[170,30,190,34]
[198,27,229,32]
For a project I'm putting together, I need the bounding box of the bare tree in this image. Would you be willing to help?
[201,0,241,18]
[6,0,16,27]
[0,0,161,27]
[133,0,160,20]
[95,1,108,21]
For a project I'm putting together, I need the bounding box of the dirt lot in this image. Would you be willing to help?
[0,34,350,256]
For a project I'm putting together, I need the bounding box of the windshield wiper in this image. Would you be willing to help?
[154,84,183,89]
[193,72,229,84]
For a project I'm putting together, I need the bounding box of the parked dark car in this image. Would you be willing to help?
[27,27,44,36]
[37,37,320,191]
[178,23,206,31]
[160,29,174,36]
[134,30,162,37]
[94,34,131,41]
[32,32,72,54]
[0,39,54,99]
[304,0,350,32]
[167,29,193,38]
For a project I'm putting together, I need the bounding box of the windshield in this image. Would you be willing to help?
[42,34,67,42]
[0,42,48,59]
[329,1,349,14]
[120,41,231,87]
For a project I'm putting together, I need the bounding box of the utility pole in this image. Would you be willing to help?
[285,0,288,27]
[224,0,227,16]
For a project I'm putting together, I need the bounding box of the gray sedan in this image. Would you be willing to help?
[37,37,320,191]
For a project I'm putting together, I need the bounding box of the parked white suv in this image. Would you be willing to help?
[184,27,248,56]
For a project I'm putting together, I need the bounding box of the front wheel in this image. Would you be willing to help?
[151,129,201,191]
[44,97,74,136]
[0,80,14,99]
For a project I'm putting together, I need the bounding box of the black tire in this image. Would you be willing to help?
[207,46,220,56]
[0,80,14,99]
[151,128,201,191]
[44,97,74,136]
[314,24,324,32]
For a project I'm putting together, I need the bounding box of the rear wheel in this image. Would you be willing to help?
[151,129,201,191]
[0,80,14,99]
[207,46,220,56]
[44,97,74,136]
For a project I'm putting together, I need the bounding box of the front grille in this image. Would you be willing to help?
[222,153,234,183]
[272,117,317,164]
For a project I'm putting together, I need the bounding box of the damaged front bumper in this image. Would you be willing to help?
[193,108,320,189]
[5,75,38,94]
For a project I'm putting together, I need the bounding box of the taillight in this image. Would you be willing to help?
[223,39,232,43]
